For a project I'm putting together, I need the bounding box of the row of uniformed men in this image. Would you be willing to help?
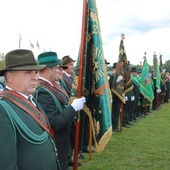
[106,61,170,132]
[0,49,86,170]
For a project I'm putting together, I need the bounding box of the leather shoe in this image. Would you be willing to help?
[126,122,133,125]
[78,152,84,159]
[82,148,94,153]
[68,161,82,166]
[113,128,120,132]
[82,148,89,153]
[131,119,137,123]
[123,124,130,128]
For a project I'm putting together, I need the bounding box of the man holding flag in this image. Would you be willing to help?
[152,53,161,110]
[69,1,112,168]
[35,51,86,170]
[139,53,154,115]
[109,62,121,132]
[111,34,133,131]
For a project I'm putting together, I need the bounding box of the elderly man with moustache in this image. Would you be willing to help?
[0,49,61,170]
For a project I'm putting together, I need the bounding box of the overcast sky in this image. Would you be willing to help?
[0,0,170,65]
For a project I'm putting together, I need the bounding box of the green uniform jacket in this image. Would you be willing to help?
[131,75,140,97]
[0,96,60,170]
[61,73,74,97]
[35,80,77,162]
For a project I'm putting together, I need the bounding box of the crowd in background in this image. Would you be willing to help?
[107,60,170,132]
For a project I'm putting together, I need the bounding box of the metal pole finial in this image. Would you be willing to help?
[121,33,125,40]
[143,52,146,59]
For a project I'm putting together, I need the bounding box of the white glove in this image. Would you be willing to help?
[156,89,161,93]
[0,85,4,93]
[116,75,123,82]
[124,96,128,101]
[0,89,3,93]
[131,96,135,101]
[71,97,86,111]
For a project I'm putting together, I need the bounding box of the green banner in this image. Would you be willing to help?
[111,34,133,103]
[153,54,161,89]
[70,0,112,153]
[140,58,154,102]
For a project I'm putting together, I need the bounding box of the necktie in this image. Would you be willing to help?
[28,95,36,106]
[58,83,61,88]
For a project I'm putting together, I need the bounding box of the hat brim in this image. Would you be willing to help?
[63,60,76,65]
[59,65,68,70]
[0,65,46,76]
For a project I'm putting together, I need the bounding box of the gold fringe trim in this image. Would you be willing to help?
[111,88,125,104]
[140,86,154,102]
[140,91,153,102]
[83,105,112,153]
[124,84,134,95]
[95,125,112,153]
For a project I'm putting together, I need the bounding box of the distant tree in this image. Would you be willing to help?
[164,60,170,70]
[0,53,5,70]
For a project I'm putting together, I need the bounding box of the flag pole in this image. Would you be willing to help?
[119,34,125,132]
[19,33,21,49]
[74,0,88,169]
[143,52,147,117]
[88,120,92,160]
[120,102,124,132]
[159,54,164,104]
[154,53,160,110]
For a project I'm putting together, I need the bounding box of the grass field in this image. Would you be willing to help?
[77,102,170,170]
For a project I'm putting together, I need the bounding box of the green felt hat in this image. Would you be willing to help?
[38,51,59,67]
[137,69,142,73]
[0,49,46,76]
[131,67,137,72]
[113,62,117,68]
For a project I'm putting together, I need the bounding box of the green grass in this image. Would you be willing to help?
[78,103,170,170]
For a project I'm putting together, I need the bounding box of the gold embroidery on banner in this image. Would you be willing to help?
[83,105,112,153]
[92,25,99,34]
[90,10,99,23]
[117,84,124,90]
[86,33,91,43]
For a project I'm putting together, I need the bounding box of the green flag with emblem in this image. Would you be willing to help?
[140,57,154,102]
[111,34,133,103]
[70,0,112,153]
